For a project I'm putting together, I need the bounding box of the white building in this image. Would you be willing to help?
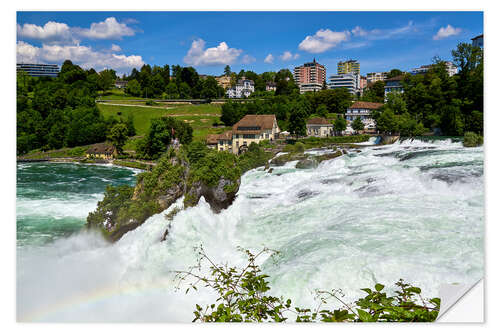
[306,117,334,137]
[366,72,387,83]
[227,79,255,98]
[328,73,360,95]
[411,61,458,77]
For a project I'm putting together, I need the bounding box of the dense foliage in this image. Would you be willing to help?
[220,89,354,136]
[136,116,193,159]
[16,60,135,155]
[175,247,440,322]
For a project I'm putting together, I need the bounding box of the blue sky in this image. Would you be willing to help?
[16,11,483,77]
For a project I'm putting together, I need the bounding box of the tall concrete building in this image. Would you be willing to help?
[337,60,360,75]
[293,59,326,94]
[328,73,360,95]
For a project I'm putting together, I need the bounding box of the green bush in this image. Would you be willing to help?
[175,247,440,322]
[463,131,483,147]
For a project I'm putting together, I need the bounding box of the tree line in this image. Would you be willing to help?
[17,60,135,155]
[365,42,483,136]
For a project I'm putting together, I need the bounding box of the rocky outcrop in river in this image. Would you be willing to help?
[86,146,241,242]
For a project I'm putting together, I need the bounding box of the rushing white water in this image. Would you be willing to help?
[16,139,484,322]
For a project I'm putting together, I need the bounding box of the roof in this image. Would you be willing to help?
[237,79,254,85]
[232,114,277,134]
[307,117,332,125]
[348,101,384,110]
[219,130,233,140]
[206,134,219,144]
[86,143,116,155]
[472,34,483,40]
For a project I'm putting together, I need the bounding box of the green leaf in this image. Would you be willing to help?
[375,283,385,292]
[357,309,375,322]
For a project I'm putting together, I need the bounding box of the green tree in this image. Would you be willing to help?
[136,117,193,159]
[351,117,365,134]
[375,109,398,134]
[224,65,231,76]
[97,69,116,92]
[334,116,347,136]
[125,79,141,97]
[316,104,328,118]
[288,103,307,138]
[165,82,179,99]
[386,69,403,79]
[178,82,191,99]
[107,123,129,154]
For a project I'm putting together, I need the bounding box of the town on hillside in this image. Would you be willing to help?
[17,33,483,161]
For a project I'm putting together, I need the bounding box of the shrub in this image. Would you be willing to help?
[174,247,440,322]
[463,131,483,147]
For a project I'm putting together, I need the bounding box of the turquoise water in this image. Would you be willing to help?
[16,162,138,247]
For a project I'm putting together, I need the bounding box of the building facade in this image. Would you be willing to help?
[114,80,128,89]
[306,117,334,137]
[266,82,277,91]
[86,143,118,160]
[17,63,60,77]
[227,79,255,98]
[366,72,387,83]
[328,73,360,95]
[212,115,280,154]
[216,75,232,89]
[337,60,360,75]
[345,101,383,127]
[411,61,458,77]
[293,59,326,94]
[384,75,404,100]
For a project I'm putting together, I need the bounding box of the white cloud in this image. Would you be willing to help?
[17,21,75,44]
[17,17,136,44]
[298,29,350,53]
[16,41,144,71]
[183,38,242,66]
[351,26,368,37]
[264,54,274,63]
[280,51,300,61]
[241,54,256,64]
[433,24,462,40]
[74,17,135,40]
[110,44,122,52]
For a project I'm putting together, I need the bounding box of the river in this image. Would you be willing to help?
[16,138,484,322]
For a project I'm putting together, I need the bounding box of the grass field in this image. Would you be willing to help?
[97,102,228,147]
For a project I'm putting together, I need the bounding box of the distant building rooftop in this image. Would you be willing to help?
[349,101,384,110]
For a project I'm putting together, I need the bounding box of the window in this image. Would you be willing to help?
[243,134,255,139]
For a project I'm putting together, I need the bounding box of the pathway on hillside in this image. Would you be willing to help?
[98,103,219,117]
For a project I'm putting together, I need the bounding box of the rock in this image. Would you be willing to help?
[185,177,240,213]
[268,168,273,174]
[296,158,318,169]
[342,149,348,155]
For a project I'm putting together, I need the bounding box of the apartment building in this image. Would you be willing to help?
[384,75,404,100]
[411,61,458,77]
[17,63,60,77]
[337,60,360,75]
[366,72,387,83]
[293,59,326,94]
[328,73,360,95]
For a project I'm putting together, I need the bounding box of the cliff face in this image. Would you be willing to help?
[86,146,241,242]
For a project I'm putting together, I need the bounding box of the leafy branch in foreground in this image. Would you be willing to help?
[173,246,440,322]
